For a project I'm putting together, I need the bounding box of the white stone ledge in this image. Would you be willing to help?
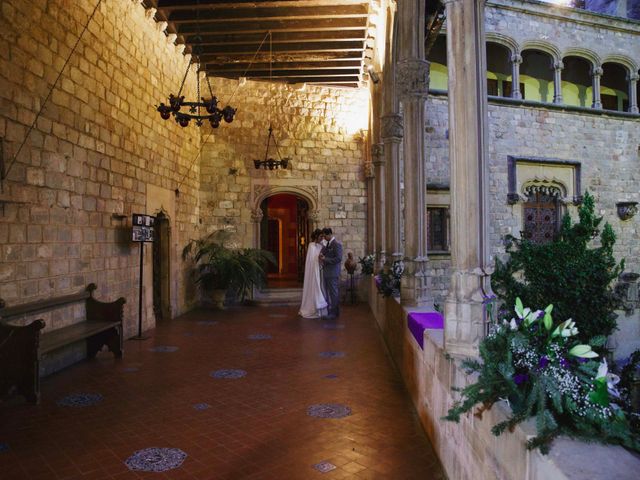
[367,282,640,480]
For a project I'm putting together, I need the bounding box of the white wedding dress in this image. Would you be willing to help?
[298,241,328,318]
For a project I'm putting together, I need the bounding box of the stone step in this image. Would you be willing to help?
[254,288,302,306]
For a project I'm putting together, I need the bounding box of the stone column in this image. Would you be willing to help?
[396,0,429,306]
[591,66,603,109]
[444,0,489,357]
[510,53,522,99]
[251,208,263,249]
[372,143,386,269]
[382,114,403,262]
[628,73,639,114]
[364,160,376,258]
[553,60,564,104]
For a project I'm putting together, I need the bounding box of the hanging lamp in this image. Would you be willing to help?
[155,0,236,128]
[253,32,290,170]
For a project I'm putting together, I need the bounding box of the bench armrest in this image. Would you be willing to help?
[86,296,126,324]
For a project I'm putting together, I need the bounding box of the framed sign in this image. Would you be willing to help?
[132,213,155,242]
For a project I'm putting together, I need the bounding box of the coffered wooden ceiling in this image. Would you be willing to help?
[143,0,377,88]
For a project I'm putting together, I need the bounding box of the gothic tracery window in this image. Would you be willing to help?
[521,185,562,244]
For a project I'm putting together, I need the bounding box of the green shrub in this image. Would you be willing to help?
[491,192,624,344]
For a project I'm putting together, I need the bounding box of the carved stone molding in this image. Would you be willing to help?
[553,60,564,70]
[591,66,603,77]
[381,114,403,140]
[308,209,321,223]
[371,143,384,165]
[250,179,320,212]
[364,162,375,179]
[510,53,523,64]
[250,208,263,223]
[395,58,430,100]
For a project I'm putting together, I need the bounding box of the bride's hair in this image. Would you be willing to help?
[310,229,323,242]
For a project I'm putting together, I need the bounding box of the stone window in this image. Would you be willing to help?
[521,186,562,244]
[427,207,449,252]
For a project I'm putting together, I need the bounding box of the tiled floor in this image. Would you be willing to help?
[0,304,446,479]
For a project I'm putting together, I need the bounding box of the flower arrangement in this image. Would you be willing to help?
[358,254,375,275]
[376,260,403,298]
[444,298,640,454]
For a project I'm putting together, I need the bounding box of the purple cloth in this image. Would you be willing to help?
[374,275,382,287]
[407,312,444,349]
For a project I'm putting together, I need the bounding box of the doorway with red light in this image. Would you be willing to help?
[259,193,310,288]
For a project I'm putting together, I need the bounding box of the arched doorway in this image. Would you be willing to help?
[153,210,172,321]
[259,193,309,288]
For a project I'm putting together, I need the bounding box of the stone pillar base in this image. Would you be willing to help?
[400,258,433,307]
[444,270,486,357]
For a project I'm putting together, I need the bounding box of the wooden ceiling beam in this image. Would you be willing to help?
[167,5,368,23]
[212,68,361,77]
[198,51,363,63]
[183,30,367,45]
[204,61,363,72]
[157,0,368,9]
[174,18,367,36]
[195,42,363,56]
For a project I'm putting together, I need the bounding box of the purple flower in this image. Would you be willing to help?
[513,373,529,385]
[560,357,570,369]
[538,356,550,370]
[577,357,589,364]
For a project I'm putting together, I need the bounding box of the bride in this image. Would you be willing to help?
[298,229,328,318]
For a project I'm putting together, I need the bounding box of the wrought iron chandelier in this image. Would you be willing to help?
[254,125,289,170]
[155,0,236,128]
[253,33,291,170]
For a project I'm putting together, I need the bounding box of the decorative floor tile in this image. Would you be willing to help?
[197,320,218,326]
[210,369,247,379]
[313,461,337,473]
[323,323,345,330]
[57,393,104,407]
[0,443,9,453]
[125,447,187,472]
[193,403,211,411]
[149,346,179,352]
[319,351,345,358]
[324,374,338,379]
[248,333,272,340]
[307,403,352,419]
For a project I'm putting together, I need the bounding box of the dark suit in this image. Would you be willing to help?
[321,238,343,318]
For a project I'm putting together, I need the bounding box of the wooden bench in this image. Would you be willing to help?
[0,283,125,404]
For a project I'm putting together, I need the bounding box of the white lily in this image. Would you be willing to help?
[569,344,599,358]
[552,319,578,338]
[596,359,621,397]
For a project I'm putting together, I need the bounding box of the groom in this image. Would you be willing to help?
[319,227,343,319]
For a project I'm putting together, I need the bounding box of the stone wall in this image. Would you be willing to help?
[367,281,640,480]
[0,0,201,337]
[488,0,640,59]
[424,94,640,300]
[197,78,370,265]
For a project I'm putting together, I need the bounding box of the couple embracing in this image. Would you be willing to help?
[298,227,342,320]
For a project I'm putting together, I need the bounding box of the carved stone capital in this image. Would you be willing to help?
[629,73,640,82]
[510,53,522,64]
[591,66,603,77]
[553,60,564,70]
[364,162,375,179]
[371,143,385,165]
[308,210,321,223]
[251,208,264,223]
[381,114,403,140]
[395,58,430,100]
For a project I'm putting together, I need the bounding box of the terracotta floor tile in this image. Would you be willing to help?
[0,305,444,479]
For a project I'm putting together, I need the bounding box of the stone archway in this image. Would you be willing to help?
[250,179,320,289]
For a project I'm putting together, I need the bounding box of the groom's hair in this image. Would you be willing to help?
[311,229,323,241]
[322,227,332,235]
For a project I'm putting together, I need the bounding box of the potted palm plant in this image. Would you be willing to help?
[182,230,275,309]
